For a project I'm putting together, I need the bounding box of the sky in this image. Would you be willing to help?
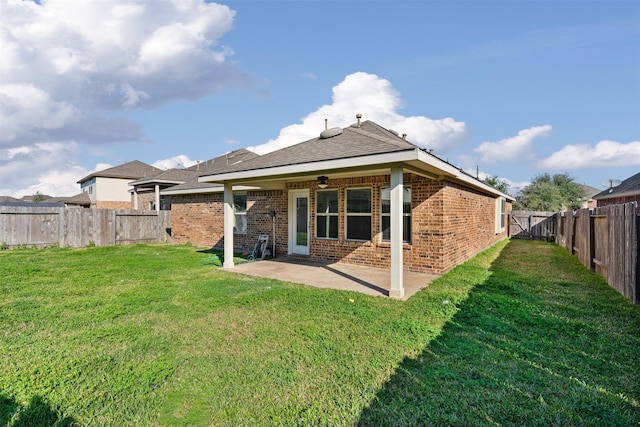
[1,0,639,198]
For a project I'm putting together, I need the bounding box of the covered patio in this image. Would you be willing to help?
[225,257,440,300]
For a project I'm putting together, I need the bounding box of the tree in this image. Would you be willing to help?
[32,192,46,203]
[517,173,587,211]
[482,175,510,194]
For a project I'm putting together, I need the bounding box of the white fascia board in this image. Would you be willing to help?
[415,151,514,200]
[161,185,257,196]
[198,151,423,183]
[198,148,513,200]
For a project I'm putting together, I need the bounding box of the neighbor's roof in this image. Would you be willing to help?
[77,160,162,183]
[593,172,640,200]
[48,192,91,206]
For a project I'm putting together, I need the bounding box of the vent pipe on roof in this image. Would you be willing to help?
[402,133,407,140]
[356,113,362,128]
[325,118,328,130]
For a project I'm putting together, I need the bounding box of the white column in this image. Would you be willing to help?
[154,184,160,212]
[390,167,405,298]
[223,182,235,268]
[133,188,138,210]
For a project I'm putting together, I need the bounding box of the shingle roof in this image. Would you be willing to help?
[187,149,260,175]
[130,168,199,185]
[594,172,640,199]
[48,192,91,206]
[77,160,162,183]
[161,149,260,194]
[199,121,418,177]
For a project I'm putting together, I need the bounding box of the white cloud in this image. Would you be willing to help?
[0,3,245,140]
[0,141,90,197]
[0,0,249,196]
[248,72,470,155]
[474,125,552,163]
[538,140,640,169]
[152,154,197,170]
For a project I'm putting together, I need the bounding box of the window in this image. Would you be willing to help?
[495,197,506,233]
[381,187,411,243]
[234,193,247,234]
[346,188,371,241]
[316,190,338,239]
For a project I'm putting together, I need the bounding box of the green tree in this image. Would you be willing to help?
[517,173,587,211]
[32,192,46,203]
[482,175,510,194]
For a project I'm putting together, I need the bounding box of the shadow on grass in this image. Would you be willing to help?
[0,394,76,427]
[357,240,640,426]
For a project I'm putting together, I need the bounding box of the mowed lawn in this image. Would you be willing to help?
[1,240,639,426]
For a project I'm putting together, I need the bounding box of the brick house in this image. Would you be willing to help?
[594,172,640,213]
[166,119,512,298]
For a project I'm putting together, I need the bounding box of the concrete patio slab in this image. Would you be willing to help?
[224,257,440,300]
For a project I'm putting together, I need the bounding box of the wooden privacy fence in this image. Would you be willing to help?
[556,202,639,304]
[510,210,557,240]
[0,206,171,248]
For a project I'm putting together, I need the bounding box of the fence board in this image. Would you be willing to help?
[556,203,638,304]
[0,206,170,248]
[510,210,556,240]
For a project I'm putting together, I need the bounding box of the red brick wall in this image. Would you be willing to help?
[170,191,289,254]
[597,196,640,213]
[96,201,131,209]
[170,193,225,247]
[170,175,509,274]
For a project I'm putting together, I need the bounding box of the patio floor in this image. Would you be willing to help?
[224,257,440,300]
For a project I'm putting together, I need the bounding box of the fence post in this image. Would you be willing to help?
[589,212,596,271]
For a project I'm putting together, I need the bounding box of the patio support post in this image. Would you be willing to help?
[390,166,405,298]
[154,184,160,212]
[133,188,138,210]
[223,181,235,268]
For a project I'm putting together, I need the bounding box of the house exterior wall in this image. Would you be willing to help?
[170,173,509,275]
[597,195,640,212]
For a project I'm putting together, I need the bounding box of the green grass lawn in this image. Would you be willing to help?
[1,240,638,426]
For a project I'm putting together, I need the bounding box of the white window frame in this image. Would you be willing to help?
[381,186,412,243]
[234,192,247,234]
[495,197,506,233]
[316,189,339,240]
[345,187,372,242]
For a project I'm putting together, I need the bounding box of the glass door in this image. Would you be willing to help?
[289,190,309,255]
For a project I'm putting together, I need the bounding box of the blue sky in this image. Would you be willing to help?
[1,0,639,197]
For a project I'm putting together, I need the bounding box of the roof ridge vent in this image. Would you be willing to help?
[320,127,343,139]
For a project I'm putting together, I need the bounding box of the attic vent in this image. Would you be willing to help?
[388,129,399,136]
[320,127,343,139]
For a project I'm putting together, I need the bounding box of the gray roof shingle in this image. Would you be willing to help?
[77,160,162,183]
[199,121,418,177]
[594,172,640,199]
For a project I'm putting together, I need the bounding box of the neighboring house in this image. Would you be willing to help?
[77,160,162,209]
[48,192,92,208]
[130,168,199,212]
[168,118,513,298]
[579,184,601,209]
[593,172,640,212]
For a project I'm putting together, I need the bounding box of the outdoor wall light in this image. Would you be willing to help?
[317,176,329,189]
